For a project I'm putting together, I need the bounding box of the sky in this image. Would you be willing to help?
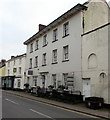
[0,0,110,60]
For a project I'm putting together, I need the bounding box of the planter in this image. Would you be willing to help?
[85,97,104,109]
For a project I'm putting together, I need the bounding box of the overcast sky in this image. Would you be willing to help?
[0,0,109,60]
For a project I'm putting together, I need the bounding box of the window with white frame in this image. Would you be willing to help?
[63,73,68,88]
[53,28,58,42]
[17,79,21,87]
[63,45,69,60]
[63,22,69,37]
[30,43,33,53]
[19,58,22,65]
[35,40,39,50]
[42,53,46,66]
[33,76,37,86]
[52,74,56,88]
[35,56,38,68]
[19,67,21,74]
[43,34,47,47]
[8,62,10,67]
[29,58,32,69]
[8,69,10,75]
[52,49,57,63]
[13,60,15,65]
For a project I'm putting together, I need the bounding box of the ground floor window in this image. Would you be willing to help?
[63,73,68,88]
[18,79,21,87]
[33,76,37,86]
[42,75,45,88]
[52,74,56,88]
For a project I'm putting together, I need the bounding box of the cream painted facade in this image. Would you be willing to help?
[5,54,26,89]
[0,66,6,88]
[24,0,110,103]
[82,0,110,103]
[24,4,86,93]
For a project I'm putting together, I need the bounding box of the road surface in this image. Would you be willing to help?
[2,91,103,119]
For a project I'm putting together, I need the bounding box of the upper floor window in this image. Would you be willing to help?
[35,56,38,68]
[19,58,22,65]
[13,60,15,65]
[29,58,32,69]
[63,45,69,61]
[43,34,47,47]
[52,49,57,64]
[53,29,58,42]
[63,22,69,37]
[30,43,33,53]
[35,40,39,50]
[42,53,46,66]
[8,69,10,75]
[19,67,21,74]
[8,62,10,67]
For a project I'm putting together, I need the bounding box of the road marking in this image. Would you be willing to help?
[4,92,98,119]
[5,98,19,105]
[30,109,55,120]
[28,99,98,119]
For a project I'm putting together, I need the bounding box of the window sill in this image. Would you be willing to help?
[34,66,38,68]
[35,48,39,51]
[52,62,58,64]
[62,59,69,62]
[29,68,32,69]
[42,44,47,47]
[62,34,69,38]
[42,64,46,66]
[52,39,58,43]
[30,51,33,53]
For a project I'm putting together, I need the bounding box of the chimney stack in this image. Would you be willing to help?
[39,24,46,31]
[11,56,14,59]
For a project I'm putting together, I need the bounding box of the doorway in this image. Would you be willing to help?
[83,78,91,100]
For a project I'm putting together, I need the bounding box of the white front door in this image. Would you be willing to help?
[83,79,91,100]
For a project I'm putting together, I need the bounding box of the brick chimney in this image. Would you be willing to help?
[39,24,46,31]
[0,59,6,67]
[11,56,15,59]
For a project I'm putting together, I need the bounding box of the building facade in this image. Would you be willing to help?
[0,60,6,88]
[24,0,110,103]
[82,0,110,104]
[24,4,86,93]
[5,54,26,89]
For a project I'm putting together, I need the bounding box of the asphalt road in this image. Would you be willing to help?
[2,91,104,120]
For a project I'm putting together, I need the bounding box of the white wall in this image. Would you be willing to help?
[6,55,26,89]
[82,0,109,103]
[25,12,83,92]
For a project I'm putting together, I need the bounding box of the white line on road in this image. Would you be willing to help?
[5,98,19,105]
[30,109,56,120]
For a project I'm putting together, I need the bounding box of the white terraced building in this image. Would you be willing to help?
[24,0,110,104]
[5,54,26,89]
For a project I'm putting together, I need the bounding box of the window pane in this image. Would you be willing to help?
[63,22,69,36]
[63,45,69,60]
[52,49,57,63]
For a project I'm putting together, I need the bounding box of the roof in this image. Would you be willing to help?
[6,53,26,62]
[24,4,87,45]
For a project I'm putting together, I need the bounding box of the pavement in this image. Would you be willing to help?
[2,90,110,119]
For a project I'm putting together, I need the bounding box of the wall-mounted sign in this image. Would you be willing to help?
[28,70,33,75]
[13,68,17,73]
